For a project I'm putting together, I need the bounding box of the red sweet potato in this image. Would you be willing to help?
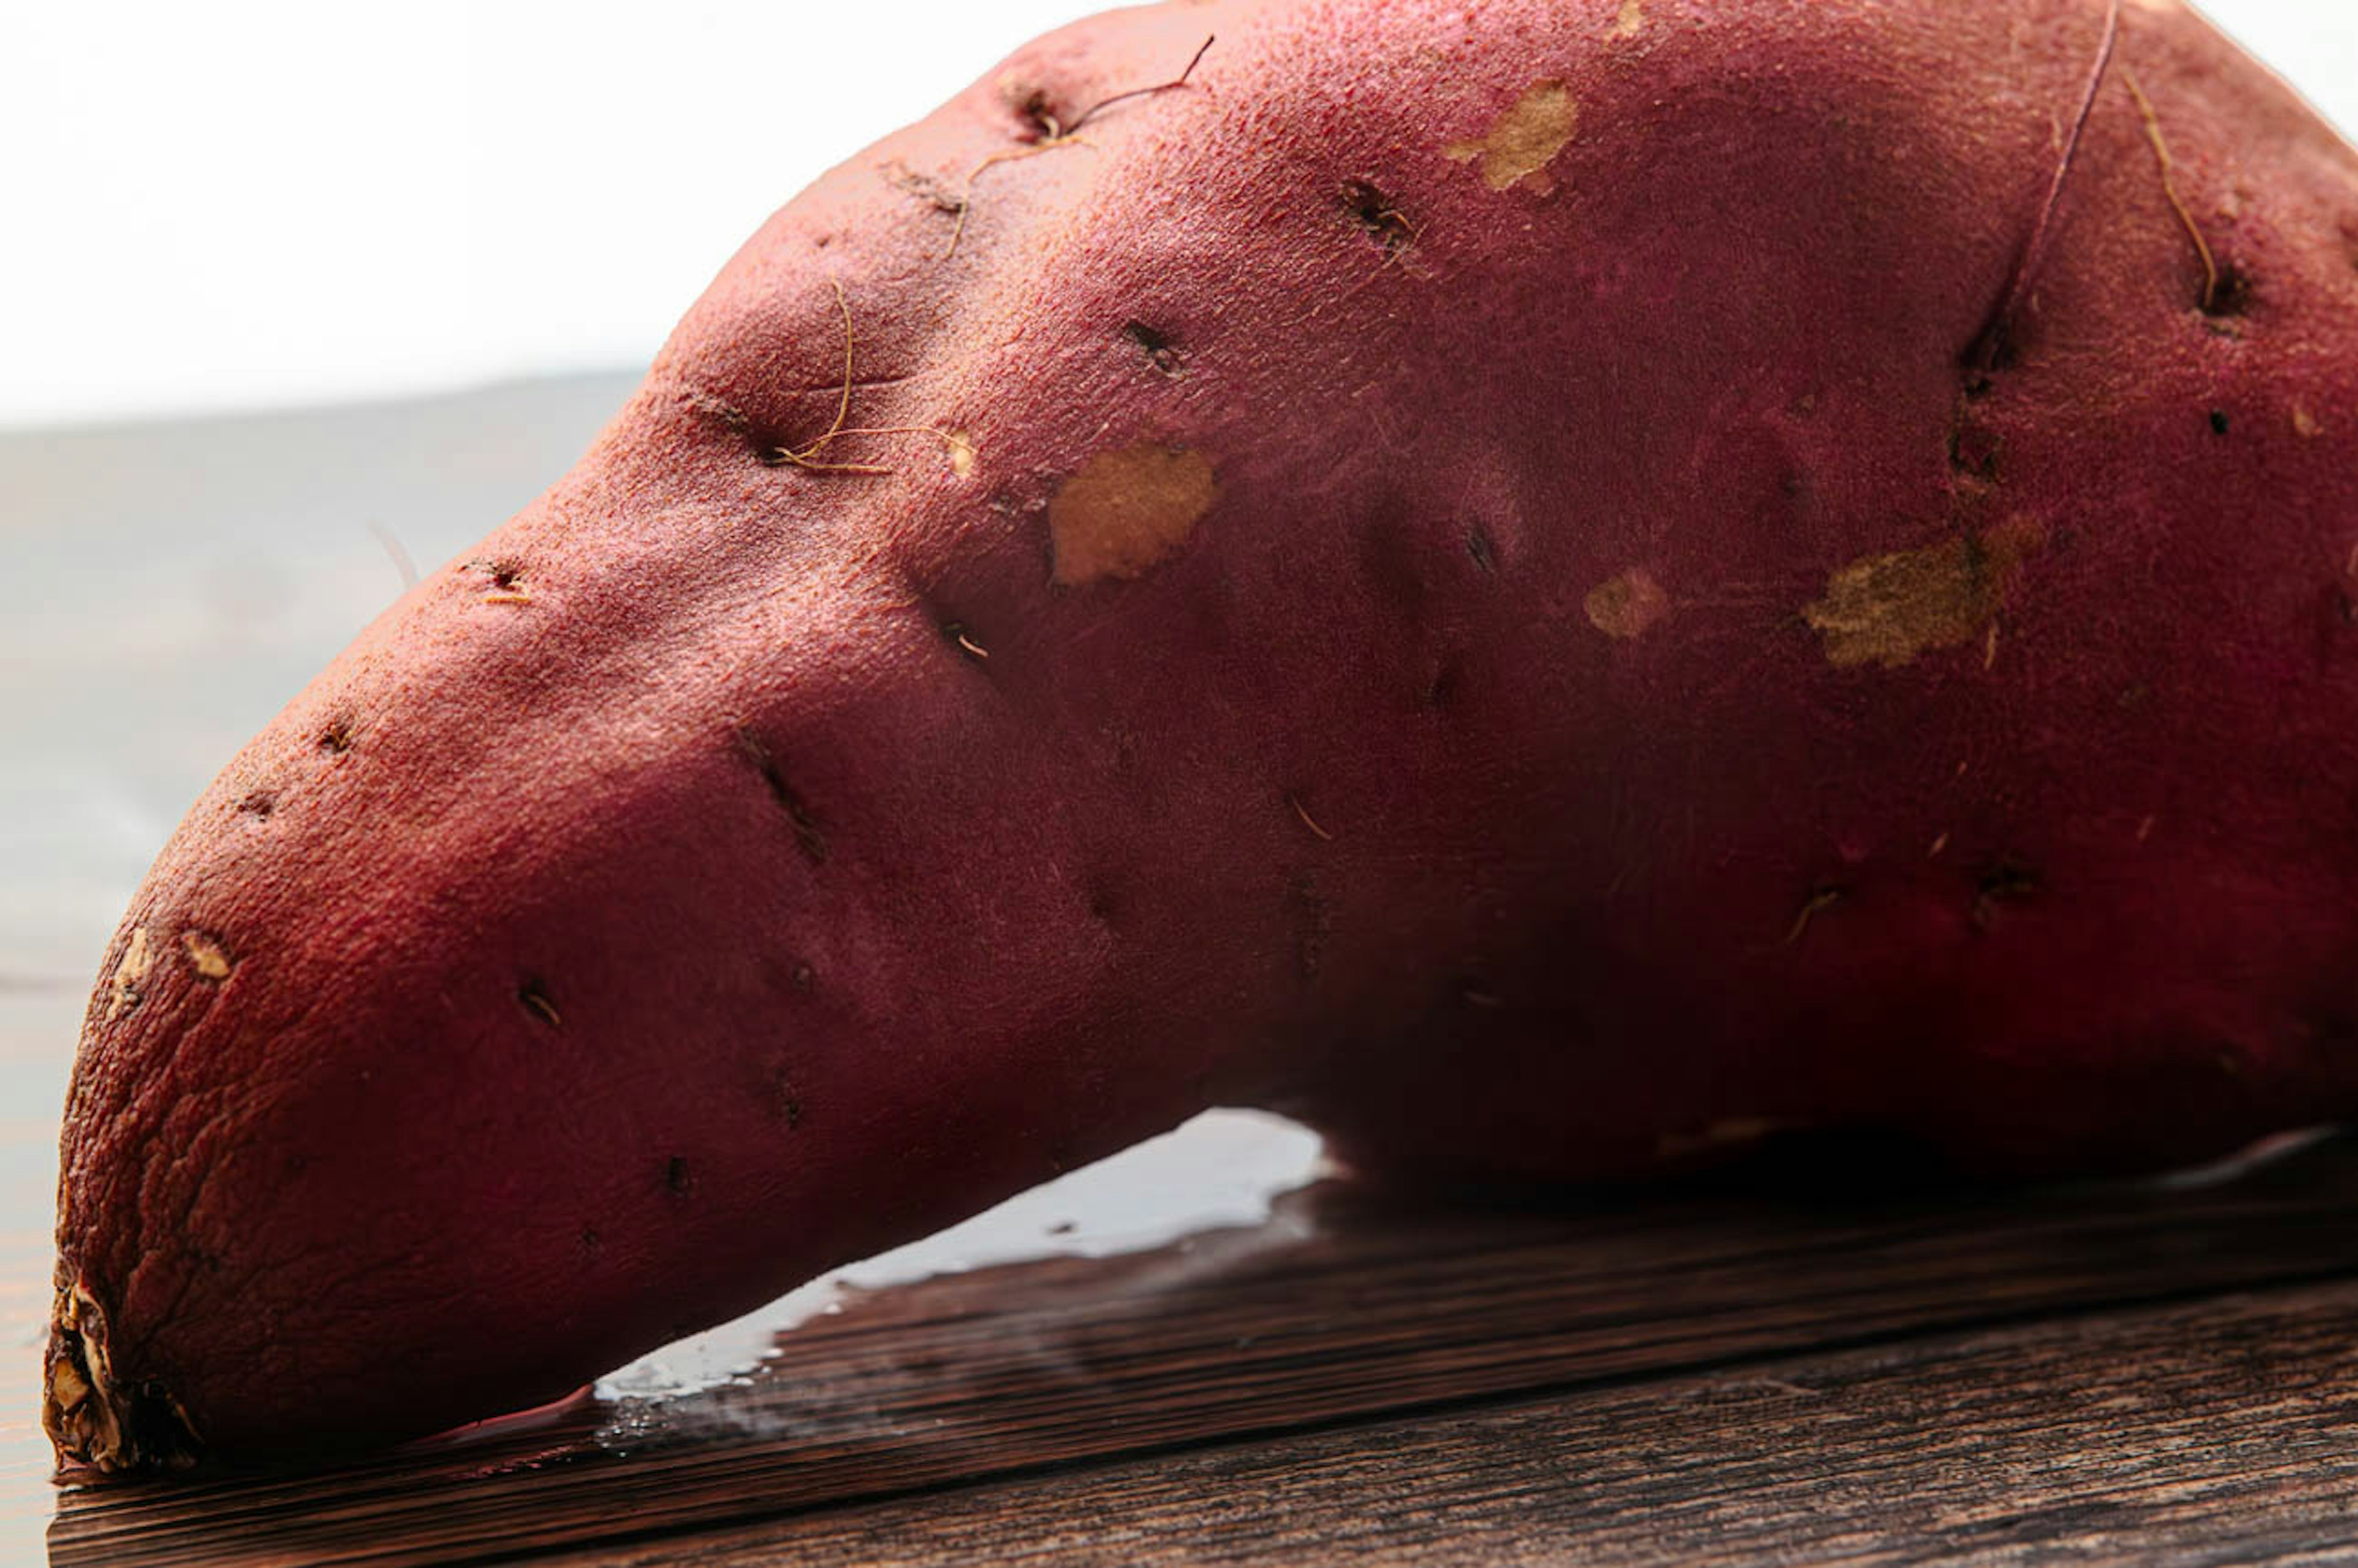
[46,0,2358,1470]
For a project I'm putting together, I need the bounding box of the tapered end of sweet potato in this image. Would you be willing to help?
[43,1279,201,1475]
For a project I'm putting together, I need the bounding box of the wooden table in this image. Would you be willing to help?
[8,382,2358,1566]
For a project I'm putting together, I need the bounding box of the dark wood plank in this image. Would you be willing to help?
[545,1278,2358,1567]
[43,1134,2358,1567]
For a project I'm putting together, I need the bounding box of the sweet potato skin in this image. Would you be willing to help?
[47,0,2358,1467]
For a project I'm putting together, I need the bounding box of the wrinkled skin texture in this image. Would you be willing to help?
[47,0,2358,1470]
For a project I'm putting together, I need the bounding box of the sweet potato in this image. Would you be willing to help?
[46,0,2358,1470]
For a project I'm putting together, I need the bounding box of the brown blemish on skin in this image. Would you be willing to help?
[1584,567,1671,639]
[882,159,965,215]
[482,563,532,604]
[733,725,830,865]
[1048,443,1218,586]
[1340,178,1419,250]
[1973,859,2041,931]
[1123,320,1185,375]
[180,931,233,982]
[2292,404,2321,439]
[518,981,561,1028]
[1610,0,1644,37]
[1802,518,2047,670]
[1446,80,1577,195]
[106,928,153,1021]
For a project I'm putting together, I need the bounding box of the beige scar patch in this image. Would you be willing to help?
[106,928,154,1020]
[1611,0,1645,39]
[1803,518,2047,669]
[1584,567,1671,639]
[1446,79,1579,195]
[181,931,234,982]
[1049,443,1220,586]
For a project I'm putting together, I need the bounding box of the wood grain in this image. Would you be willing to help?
[44,1135,2358,1567]
[549,1279,2358,1567]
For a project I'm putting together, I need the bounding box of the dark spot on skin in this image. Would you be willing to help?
[665,1156,693,1197]
[518,980,561,1028]
[791,963,815,992]
[884,161,965,215]
[1466,527,1497,573]
[2209,409,2232,436]
[1014,87,1060,141]
[317,718,354,755]
[235,790,276,819]
[1973,860,2041,931]
[1423,663,1459,709]
[1088,884,1123,925]
[125,1381,196,1467]
[765,1063,804,1128]
[942,622,991,663]
[814,235,833,250]
[1948,417,2002,482]
[488,562,523,592]
[1340,177,1416,249]
[733,725,829,865]
[2203,262,2252,318]
[1123,320,1183,375]
[1969,324,2022,378]
[676,385,785,462]
[579,1227,602,1256]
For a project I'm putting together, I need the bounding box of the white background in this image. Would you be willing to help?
[2,0,2352,430]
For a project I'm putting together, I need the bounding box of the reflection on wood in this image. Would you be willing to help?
[45,1135,2358,1567]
